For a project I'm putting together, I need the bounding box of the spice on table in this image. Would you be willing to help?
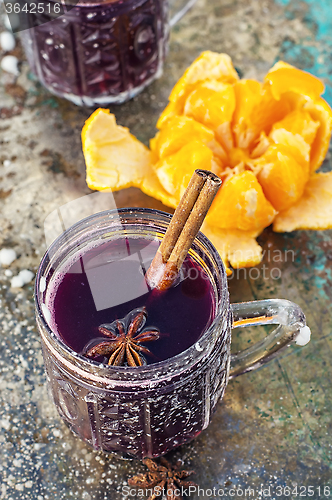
[146,169,221,291]
[128,457,197,500]
[83,307,160,367]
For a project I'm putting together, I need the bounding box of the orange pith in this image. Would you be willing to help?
[82,53,332,273]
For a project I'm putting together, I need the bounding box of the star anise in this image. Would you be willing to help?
[83,307,160,367]
[128,457,197,500]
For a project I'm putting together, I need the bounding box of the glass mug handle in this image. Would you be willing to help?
[169,0,198,27]
[229,299,311,379]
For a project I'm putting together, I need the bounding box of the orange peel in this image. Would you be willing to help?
[273,172,332,232]
[83,109,152,191]
[304,97,332,172]
[264,61,325,101]
[201,222,262,275]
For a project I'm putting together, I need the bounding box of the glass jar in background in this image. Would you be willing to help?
[20,0,196,106]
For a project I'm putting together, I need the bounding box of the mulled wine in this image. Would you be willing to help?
[36,208,232,458]
[48,236,215,364]
[22,0,168,105]
[35,209,308,458]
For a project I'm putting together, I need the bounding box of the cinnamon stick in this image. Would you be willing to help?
[146,169,221,291]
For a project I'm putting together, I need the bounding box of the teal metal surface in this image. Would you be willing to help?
[275,0,332,105]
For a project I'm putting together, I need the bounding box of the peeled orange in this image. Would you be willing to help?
[82,53,332,274]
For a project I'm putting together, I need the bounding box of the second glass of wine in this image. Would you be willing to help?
[20,0,197,106]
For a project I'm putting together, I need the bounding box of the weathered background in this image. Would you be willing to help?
[0,0,331,498]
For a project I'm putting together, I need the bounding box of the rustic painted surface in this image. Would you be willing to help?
[0,0,331,498]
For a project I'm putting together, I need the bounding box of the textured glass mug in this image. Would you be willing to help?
[21,0,196,106]
[35,208,309,459]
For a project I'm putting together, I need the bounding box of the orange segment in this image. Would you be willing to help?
[156,100,183,129]
[151,116,215,159]
[206,171,276,231]
[269,128,310,166]
[271,109,320,146]
[269,89,308,112]
[232,81,291,149]
[157,51,239,128]
[202,222,263,274]
[140,172,178,209]
[155,140,214,199]
[273,172,332,232]
[232,80,262,149]
[183,80,236,153]
[83,109,153,191]
[304,97,332,172]
[264,63,325,101]
[170,51,239,104]
[256,144,309,212]
[184,80,236,129]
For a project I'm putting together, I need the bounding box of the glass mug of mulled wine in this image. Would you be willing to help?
[35,208,310,459]
[20,0,196,106]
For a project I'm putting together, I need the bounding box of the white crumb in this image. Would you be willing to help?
[1,55,19,75]
[11,270,34,288]
[295,326,311,346]
[0,31,15,51]
[0,248,17,266]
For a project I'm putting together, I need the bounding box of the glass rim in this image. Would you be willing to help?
[35,207,229,385]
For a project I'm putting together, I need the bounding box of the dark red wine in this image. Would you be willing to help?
[49,236,215,363]
[22,0,167,105]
